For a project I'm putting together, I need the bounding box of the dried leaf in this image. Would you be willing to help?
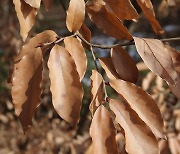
[104,0,139,20]
[166,45,180,99]
[110,99,159,154]
[142,72,156,90]
[110,79,165,139]
[99,57,120,80]
[90,105,118,154]
[134,37,177,85]
[24,0,41,8]
[111,46,138,83]
[136,0,164,35]
[64,37,87,81]
[42,0,53,11]
[66,0,85,32]
[12,30,57,131]
[13,0,37,41]
[90,70,104,115]
[48,45,83,126]
[79,23,91,50]
[87,1,132,40]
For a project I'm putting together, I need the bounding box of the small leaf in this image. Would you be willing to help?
[136,0,164,35]
[99,57,120,80]
[134,37,177,85]
[87,1,132,40]
[11,30,57,131]
[66,0,85,32]
[24,0,41,8]
[64,37,87,81]
[42,0,53,11]
[90,105,118,154]
[104,0,139,20]
[79,23,91,50]
[13,0,37,41]
[110,79,165,139]
[111,46,138,83]
[90,70,104,115]
[110,99,159,154]
[48,45,83,126]
[166,45,180,99]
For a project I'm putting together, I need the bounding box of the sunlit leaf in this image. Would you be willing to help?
[111,46,138,83]
[13,0,37,41]
[136,0,164,35]
[110,79,165,139]
[12,30,57,131]
[90,70,104,115]
[104,0,139,20]
[90,105,118,154]
[24,0,41,8]
[110,99,159,154]
[66,0,85,32]
[87,1,132,40]
[48,45,83,126]
[64,37,87,81]
[134,37,177,85]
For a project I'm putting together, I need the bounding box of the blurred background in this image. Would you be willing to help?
[0,0,180,153]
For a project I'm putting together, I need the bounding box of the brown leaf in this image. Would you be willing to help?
[111,46,138,83]
[109,99,159,154]
[13,0,37,41]
[110,79,165,139]
[166,45,180,99]
[90,70,104,115]
[48,45,83,126]
[87,1,132,40]
[24,0,41,8]
[99,57,120,80]
[79,23,91,50]
[11,30,57,131]
[42,0,53,11]
[64,37,87,81]
[90,105,118,154]
[134,37,177,85]
[66,0,85,32]
[104,0,139,20]
[136,0,164,35]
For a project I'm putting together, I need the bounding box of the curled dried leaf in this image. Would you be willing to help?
[134,37,177,85]
[48,45,83,126]
[24,0,41,8]
[90,105,118,154]
[66,0,85,32]
[13,0,37,41]
[110,99,159,154]
[64,37,87,81]
[110,79,165,139]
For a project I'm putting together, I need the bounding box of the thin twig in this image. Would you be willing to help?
[76,33,180,49]
[90,46,100,72]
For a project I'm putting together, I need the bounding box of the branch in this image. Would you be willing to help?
[76,33,180,49]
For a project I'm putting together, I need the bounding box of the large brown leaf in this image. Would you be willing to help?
[111,46,138,83]
[110,99,159,154]
[64,37,87,81]
[86,1,132,40]
[99,57,120,80]
[12,30,57,131]
[136,0,164,35]
[110,79,165,139]
[24,0,41,8]
[90,105,118,154]
[90,70,104,115]
[134,37,177,85]
[104,0,139,20]
[48,45,83,126]
[13,0,37,41]
[166,45,180,99]
[66,0,85,32]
